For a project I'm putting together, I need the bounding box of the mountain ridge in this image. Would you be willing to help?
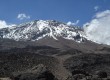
[0,20,86,43]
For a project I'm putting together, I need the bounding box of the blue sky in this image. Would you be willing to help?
[0,0,110,26]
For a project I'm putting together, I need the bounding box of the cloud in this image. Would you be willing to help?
[0,20,16,29]
[94,6,99,11]
[83,10,110,45]
[67,20,79,26]
[95,10,110,18]
[17,13,30,20]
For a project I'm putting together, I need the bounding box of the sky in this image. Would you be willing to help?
[0,0,110,26]
[0,0,110,45]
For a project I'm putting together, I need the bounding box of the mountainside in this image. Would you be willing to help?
[0,20,110,80]
[0,20,85,42]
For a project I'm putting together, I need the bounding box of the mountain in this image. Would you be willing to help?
[0,20,109,51]
[0,20,106,51]
[0,20,110,80]
[0,20,85,42]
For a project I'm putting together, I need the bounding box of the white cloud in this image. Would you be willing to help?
[17,13,30,20]
[67,20,79,26]
[94,6,99,11]
[83,10,110,45]
[0,20,16,29]
[95,10,110,18]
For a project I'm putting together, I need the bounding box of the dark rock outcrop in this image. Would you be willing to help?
[11,64,57,80]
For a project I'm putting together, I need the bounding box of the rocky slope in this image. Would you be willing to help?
[0,20,110,80]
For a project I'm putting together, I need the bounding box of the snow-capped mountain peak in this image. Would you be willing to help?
[0,20,85,42]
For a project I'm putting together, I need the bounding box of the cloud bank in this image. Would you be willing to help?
[0,20,16,29]
[84,10,110,45]
[67,20,79,26]
[17,13,30,20]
